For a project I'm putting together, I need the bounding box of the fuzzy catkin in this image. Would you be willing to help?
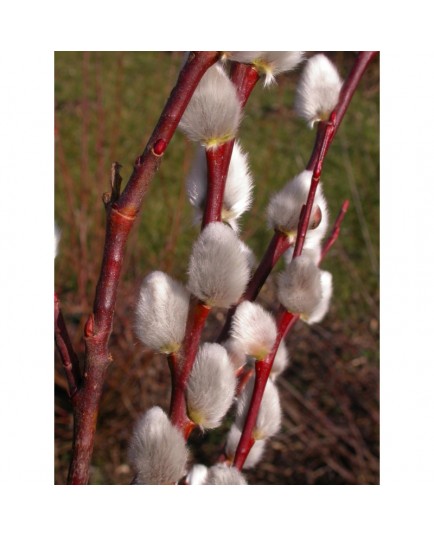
[236,377,282,440]
[223,338,248,370]
[186,343,236,429]
[179,64,241,147]
[230,301,277,360]
[227,51,305,86]
[186,141,253,230]
[128,407,188,485]
[304,270,333,324]
[185,464,209,485]
[225,424,266,469]
[270,340,290,381]
[135,271,189,353]
[295,53,343,128]
[205,464,247,485]
[187,222,250,308]
[277,255,323,317]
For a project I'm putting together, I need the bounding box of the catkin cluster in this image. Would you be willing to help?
[129,51,343,485]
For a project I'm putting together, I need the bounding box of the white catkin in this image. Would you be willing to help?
[267,170,329,241]
[222,338,248,370]
[295,53,343,128]
[270,340,290,381]
[186,141,254,231]
[227,51,305,86]
[277,254,323,316]
[128,407,188,485]
[304,270,333,324]
[204,464,247,485]
[186,343,236,429]
[185,464,209,485]
[135,271,190,354]
[179,64,241,147]
[225,424,266,469]
[187,222,250,308]
[230,301,277,360]
[285,245,322,267]
[236,377,282,440]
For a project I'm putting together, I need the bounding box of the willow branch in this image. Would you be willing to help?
[167,61,262,435]
[233,200,350,470]
[169,299,210,436]
[321,199,350,262]
[67,52,220,485]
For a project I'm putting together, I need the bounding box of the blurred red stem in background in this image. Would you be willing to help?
[54,294,81,399]
[66,52,220,485]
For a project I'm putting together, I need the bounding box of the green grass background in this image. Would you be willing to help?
[55,51,379,356]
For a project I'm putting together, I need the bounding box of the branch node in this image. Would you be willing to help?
[152,138,167,157]
[84,314,95,338]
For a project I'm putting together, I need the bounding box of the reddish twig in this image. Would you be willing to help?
[54,294,81,400]
[233,308,297,469]
[233,199,351,470]
[230,62,260,108]
[169,299,210,436]
[201,62,261,229]
[321,199,350,262]
[202,141,235,228]
[67,52,220,484]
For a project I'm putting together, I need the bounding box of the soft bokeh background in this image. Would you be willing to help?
[55,51,379,484]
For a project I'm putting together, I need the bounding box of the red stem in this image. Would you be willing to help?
[230,62,260,108]
[321,199,350,262]
[202,141,235,228]
[233,308,297,469]
[201,62,260,229]
[307,52,378,172]
[169,300,210,434]
[293,52,378,259]
[67,52,220,485]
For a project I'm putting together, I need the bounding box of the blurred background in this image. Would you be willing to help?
[55,51,379,484]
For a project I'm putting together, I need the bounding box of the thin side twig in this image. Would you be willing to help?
[54,294,81,400]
